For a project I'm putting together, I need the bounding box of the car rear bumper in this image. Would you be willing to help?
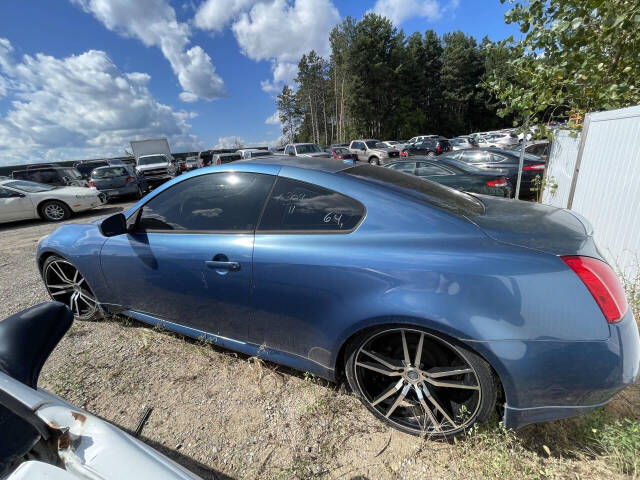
[99,184,139,198]
[468,309,640,430]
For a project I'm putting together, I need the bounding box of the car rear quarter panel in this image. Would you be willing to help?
[251,168,611,370]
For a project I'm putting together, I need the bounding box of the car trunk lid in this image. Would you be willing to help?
[466,196,601,258]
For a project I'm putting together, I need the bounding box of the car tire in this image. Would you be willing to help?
[427,151,436,157]
[42,255,100,321]
[345,326,497,439]
[39,200,71,222]
[369,157,380,165]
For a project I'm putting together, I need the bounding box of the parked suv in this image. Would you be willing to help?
[349,139,399,165]
[401,137,451,157]
[74,159,126,179]
[11,166,88,187]
[283,143,331,158]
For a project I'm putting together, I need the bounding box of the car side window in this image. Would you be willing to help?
[284,146,293,155]
[137,172,275,232]
[488,153,508,163]
[461,151,488,163]
[415,162,452,176]
[257,177,365,233]
[352,142,364,150]
[0,187,14,198]
[388,162,416,173]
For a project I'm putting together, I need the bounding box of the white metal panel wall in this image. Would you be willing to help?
[571,106,640,278]
[541,130,581,208]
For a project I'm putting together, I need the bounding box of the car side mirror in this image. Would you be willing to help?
[100,212,128,237]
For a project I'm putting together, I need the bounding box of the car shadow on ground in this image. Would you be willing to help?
[109,422,236,480]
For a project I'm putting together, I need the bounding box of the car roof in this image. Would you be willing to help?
[237,155,353,173]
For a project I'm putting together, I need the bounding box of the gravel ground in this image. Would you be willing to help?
[0,202,637,480]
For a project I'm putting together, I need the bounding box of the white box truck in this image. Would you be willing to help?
[130,138,177,187]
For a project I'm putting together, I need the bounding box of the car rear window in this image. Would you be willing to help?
[342,165,484,216]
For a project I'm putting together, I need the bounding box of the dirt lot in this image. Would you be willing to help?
[0,202,638,480]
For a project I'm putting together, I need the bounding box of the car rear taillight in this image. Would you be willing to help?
[88,180,96,188]
[561,256,628,323]
[400,151,408,157]
[215,158,221,165]
[201,161,205,167]
[125,176,135,184]
[486,178,507,187]
[523,163,545,171]
[436,145,442,153]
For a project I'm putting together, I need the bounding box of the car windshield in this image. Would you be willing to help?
[296,144,321,154]
[4,180,56,192]
[365,140,384,148]
[138,155,166,166]
[92,167,129,178]
[343,165,484,216]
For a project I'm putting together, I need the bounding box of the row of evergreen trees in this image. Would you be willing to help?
[276,14,513,146]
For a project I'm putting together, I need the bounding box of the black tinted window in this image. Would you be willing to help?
[415,162,452,176]
[343,165,484,216]
[388,162,416,173]
[460,151,489,163]
[138,172,274,232]
[258,178,365,232]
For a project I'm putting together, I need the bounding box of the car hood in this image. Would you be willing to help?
[467,196,600,258]
[370,147,396,155]
[136,163,168,171]
[299,152,332,158]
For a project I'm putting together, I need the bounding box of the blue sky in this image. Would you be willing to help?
[0,0,518,165]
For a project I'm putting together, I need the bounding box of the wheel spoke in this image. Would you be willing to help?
[413,385,441,433]
[73,270,79,283]
[400,330,410,366]
[48,284,72,289]
[371,379,404,406]
[422,382,458,428]
[424,366,473,378]
[51,263,71,283]
[414,332,424,367]
[78,291,97,305]
[424,378,480,390]
[69,291,78,314]
[51,289,73,296]
[385,383,410,418]
[356,361,402,377]
[361,350,403,371]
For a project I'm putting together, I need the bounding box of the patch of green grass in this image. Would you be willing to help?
[595,417,640,477]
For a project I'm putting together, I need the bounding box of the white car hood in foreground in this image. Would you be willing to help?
[1,371,201,480]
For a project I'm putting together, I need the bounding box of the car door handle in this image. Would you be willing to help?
[205,260,241,271]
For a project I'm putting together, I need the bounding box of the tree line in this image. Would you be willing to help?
[276,14,513,146]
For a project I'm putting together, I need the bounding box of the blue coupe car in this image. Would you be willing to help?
[36,157,639,438]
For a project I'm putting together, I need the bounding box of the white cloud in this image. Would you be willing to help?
[0,38,200,165]
[215,135,246,149]
[369,0,443,25]
[195,0,340,95]
[194,0,256,32]
[265,111,281,125]
[71,0,225,102]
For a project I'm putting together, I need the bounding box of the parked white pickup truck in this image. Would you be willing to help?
[131,139,177,187]
[283,143,331,158]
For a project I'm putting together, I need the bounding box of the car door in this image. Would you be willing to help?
[100,171,276,342]
[0,186,35,222]
[250,175,366,360]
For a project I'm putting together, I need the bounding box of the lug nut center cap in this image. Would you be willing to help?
[406,369,420,382]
